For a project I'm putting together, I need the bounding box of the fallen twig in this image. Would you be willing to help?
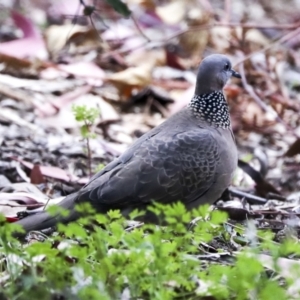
[228,187,268,205]
[0,203,43,208]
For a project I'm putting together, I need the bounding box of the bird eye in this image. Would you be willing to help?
[224,63,230,71]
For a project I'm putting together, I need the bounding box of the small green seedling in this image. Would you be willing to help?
[72,104,100,177]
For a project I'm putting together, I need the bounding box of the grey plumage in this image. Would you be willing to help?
[15,54,240,234]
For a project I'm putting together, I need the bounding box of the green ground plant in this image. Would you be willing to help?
[1,203,298,300]
[72,105,100,177]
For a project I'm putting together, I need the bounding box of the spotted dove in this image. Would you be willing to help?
[15,54,240,233]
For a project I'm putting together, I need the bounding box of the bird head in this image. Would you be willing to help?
[195,54,241,95]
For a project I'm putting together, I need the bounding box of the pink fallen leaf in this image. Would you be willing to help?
[35,85,93,118]
[51,85,93,109]
[0,193,46,205]
[58,62,105,83]
[102,24,135,40]
[14,158,79,182]
[0,192,46,217]
[137,10,164,28]
[12,10,40,38]
[0,11,47,59]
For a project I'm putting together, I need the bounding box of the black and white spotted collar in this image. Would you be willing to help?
[188,91,231,128]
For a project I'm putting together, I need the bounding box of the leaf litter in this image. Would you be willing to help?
[1,0,300,296]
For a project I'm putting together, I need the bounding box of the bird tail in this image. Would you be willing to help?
[14,193,79,236]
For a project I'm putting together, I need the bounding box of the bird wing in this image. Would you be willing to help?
[77,128,221,210]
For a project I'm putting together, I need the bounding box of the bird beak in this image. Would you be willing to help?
[231,69,241,78]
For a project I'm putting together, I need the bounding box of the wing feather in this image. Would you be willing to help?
[77,128,221,209]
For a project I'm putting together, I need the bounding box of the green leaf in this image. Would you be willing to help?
[105,0,131,17]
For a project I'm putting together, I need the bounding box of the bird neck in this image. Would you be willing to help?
[188,91,231,128]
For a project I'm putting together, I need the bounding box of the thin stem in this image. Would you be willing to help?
[84,120,93,178]
[131,15,151,42]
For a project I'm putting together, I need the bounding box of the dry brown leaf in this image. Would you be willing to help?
[45,24,86,55]
[285,138,300,157]
[179,7,210,56]
[0,53,46,77]
[179,31,208,57]
[244,29,271,49]
[156,0,186,25]
[239,101,275,128]
[67,27,105,52]
[106,59,160,99]
[107,63,153,86]
[30,164,45,184]
[45,24,105,57]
